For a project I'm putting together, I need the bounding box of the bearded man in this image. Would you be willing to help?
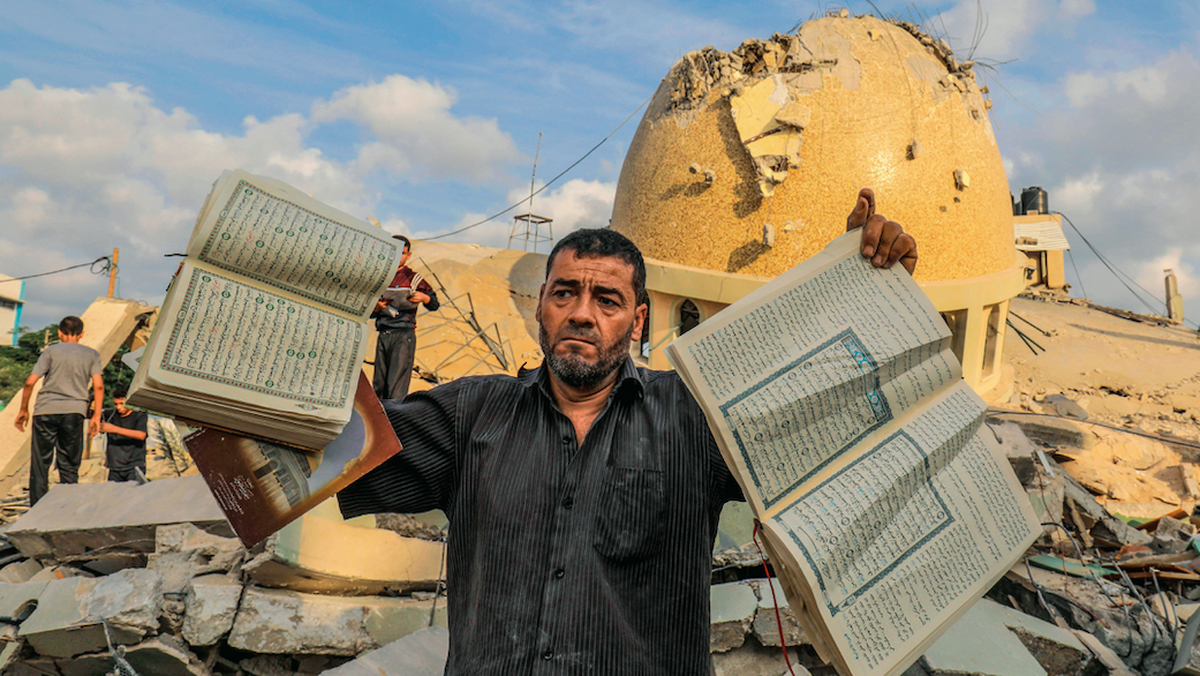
[339,189,917,675]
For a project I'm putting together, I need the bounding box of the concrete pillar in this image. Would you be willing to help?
[1166,269,1185,323]
[1046,251,1066,289]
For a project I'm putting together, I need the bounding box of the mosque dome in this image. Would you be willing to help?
[611,15,1015,282]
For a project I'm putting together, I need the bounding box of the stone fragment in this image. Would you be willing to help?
[19,569,162,658]
[0,560,43,584]
[243,514,444,595]
[149,523,244,594]
[923,599,1048,676]
[228,586,447,656]
[182,574,243,646]
[1071,630,1137,676]
[4,476,229,567]
[750,578,806,647]
[1043,394,1089,420]
[241,654,294,676]
[712,638,808,676]
[323,626,449,676]
[709,581,757,652]
[57,635,207,676]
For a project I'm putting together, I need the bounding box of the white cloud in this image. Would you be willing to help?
[936,0,1095,60]
[1065,64,1172,107]
[1051,172,1103,214]
[311,75,521,181]
[1137,249,1198,303]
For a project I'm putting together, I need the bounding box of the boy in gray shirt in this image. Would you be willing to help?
[13,316,104,505]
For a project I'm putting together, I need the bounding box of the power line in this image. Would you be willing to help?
[4,257,114,282]
[423,94,652,242]
[1057,211,1198,330]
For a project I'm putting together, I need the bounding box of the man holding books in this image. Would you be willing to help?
[371,235,439,401]
[100,385,149,482]
[340,190,916,674]
[12,316,104,505]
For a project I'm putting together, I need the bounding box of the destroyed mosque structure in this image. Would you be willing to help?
[1,11,1199,676]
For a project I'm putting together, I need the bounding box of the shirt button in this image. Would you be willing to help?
[542,650,554,661]
[562,496,573,509]
[554,568,565,579]
[561,436,571,445]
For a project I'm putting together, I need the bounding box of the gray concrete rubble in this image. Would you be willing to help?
[323,627,449,676]
[2,476,230,568]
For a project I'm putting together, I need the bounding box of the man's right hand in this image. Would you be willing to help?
[375,299,388,312]
[14,410,28,432]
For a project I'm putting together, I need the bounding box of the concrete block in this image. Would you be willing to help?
[243,513,444,595]
[924,598,1090,676]
[58,635,207,676]
[323,627,449,676]
[709,581,757,652]
[1072,630,1137,676]
[229,586,446,656]
[750,578,807,647]
[364,597,447,647]
[0,581,47,643]
[19,569,162,658]
[4,476,230,566]
[149,525,243,595]
[0,560,43,584]
[183,574,243,646]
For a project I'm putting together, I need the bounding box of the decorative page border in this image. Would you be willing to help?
[719,328,893,508]
[198,180,396,316]
[781,429,954,617]
[160,268,360,408]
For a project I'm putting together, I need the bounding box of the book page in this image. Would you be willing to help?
[149,260,365,414]
[764,382,1039,676]
[668,232,956,511]
[185,170,400,317]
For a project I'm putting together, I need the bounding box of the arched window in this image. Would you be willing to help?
[679,300,701,336]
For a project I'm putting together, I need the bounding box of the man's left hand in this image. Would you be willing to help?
[88,417,100,438]
[846,188,918,275]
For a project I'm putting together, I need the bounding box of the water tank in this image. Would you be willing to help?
[1021,186,1048,215]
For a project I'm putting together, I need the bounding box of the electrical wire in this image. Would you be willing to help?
[423,94,653,241]
[4,257,114,282]
[1057,212,1198,329]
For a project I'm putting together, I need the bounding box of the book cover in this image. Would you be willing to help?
[184,371,400,547]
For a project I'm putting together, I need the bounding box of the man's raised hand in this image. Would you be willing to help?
[846,188,918,275]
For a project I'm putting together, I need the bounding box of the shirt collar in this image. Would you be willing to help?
[520,356,645,400]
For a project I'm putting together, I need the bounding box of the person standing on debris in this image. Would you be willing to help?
[372,235,439,401]
[339,189,917,674]
[12,316,104,505]
[100,385,148,482]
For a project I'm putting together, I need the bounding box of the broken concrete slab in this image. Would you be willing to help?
[923,599,1048,676]
[0,560,42,584]
[182,574,242,646]
[58,635,207,676]
[750,578,807,647]
[242,513,443,595]
[228,586,447,656]
[149,522,245,594]
[710,581,758,652]
[989,413,1093,450]
[19,569,162,658]
[1072,630,1137,676]
[4,476,230,567]
[323,626,449,676]
[0,581,47,643]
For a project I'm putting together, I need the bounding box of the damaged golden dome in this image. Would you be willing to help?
[611,15,1014,282]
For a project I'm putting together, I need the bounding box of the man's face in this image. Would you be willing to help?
[536,251,646,391]
[399,246,412,267]
[113,397,129,415]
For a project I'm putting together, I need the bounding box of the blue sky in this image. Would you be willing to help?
[1,0,1198,330]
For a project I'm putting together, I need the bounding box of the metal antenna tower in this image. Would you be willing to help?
[508,132,554,252]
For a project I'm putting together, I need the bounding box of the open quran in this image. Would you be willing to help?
[666,231,1040,676]
[128,170,403,450]
[184,372,401,547]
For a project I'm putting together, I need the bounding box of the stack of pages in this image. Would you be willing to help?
[129,170,403,450]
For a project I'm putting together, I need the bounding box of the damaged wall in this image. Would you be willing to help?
[611,14,1014,282]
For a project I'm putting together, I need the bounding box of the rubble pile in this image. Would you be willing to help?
[0,478,450,675]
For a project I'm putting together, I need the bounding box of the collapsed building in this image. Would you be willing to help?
[1,12,1200,676]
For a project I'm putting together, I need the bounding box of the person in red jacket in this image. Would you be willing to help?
[371,235,439,401]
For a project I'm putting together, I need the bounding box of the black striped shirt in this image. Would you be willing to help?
[339,357,744,675]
